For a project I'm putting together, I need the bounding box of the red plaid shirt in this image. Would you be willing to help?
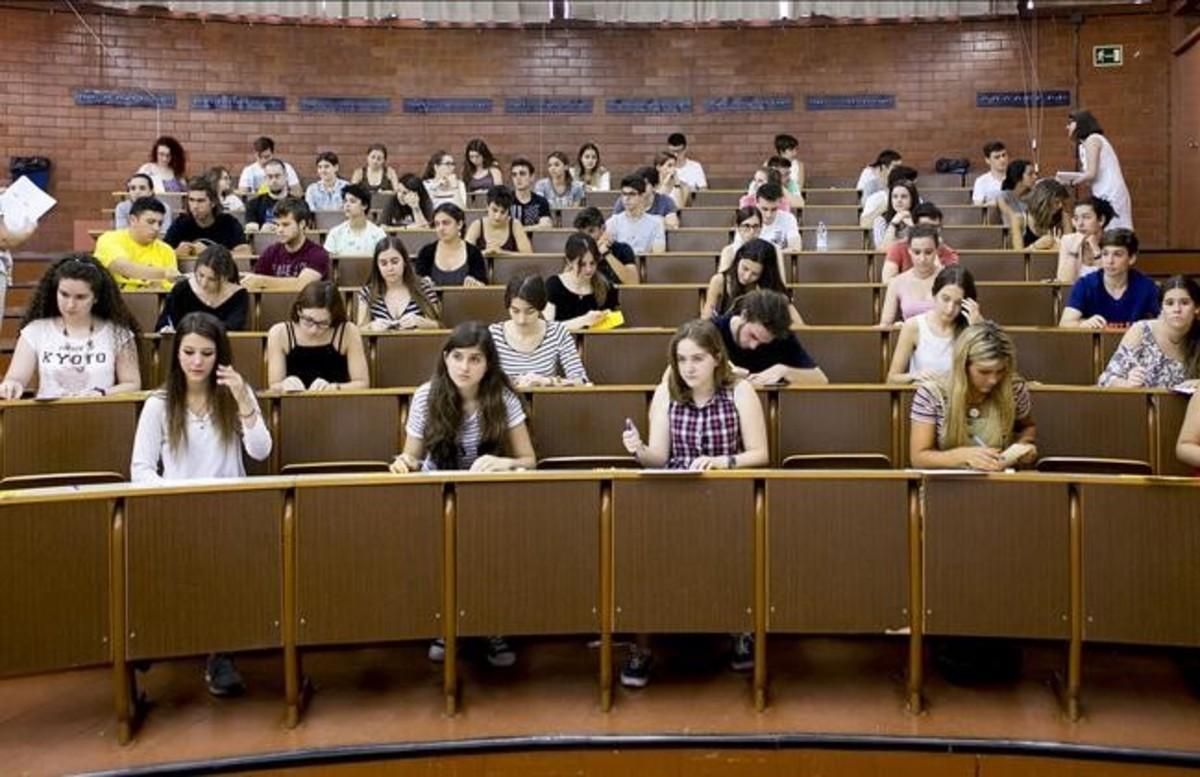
[668,387,743,469]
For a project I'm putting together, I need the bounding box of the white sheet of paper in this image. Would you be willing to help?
[0,176,56,227]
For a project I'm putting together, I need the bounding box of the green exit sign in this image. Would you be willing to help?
[1093,45,1124,67]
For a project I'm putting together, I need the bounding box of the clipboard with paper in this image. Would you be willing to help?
[0,176,56,230]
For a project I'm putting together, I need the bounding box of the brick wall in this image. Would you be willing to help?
[0,5,1172,249]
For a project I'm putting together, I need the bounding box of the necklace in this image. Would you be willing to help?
[61,318,95,349]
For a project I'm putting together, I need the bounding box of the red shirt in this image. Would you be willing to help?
[884,242,959,273]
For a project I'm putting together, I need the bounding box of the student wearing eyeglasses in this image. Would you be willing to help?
[266,280,369,392]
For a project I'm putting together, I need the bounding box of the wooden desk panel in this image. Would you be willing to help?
[0,500,111,675]
[956,253,1026,282]
[528,389,648,459]
[975,284,1057,326]
[1080,483,1200,647]
[492,255,565,285]
[798,329,886,383]
[1007,330,1095,385]
[296,484,442,645]
[777,389,893,463]
[439,287,505,328]
[335,256,373,287]
[642,254,718,284]
[3,401,139,479]
[613,478,754,633]
[791,285,876,325]
[374,334,444,388]
[125,490,284,659]
[278,394,400,469]
[122,292,161,334]
[923,478,1069,639]
[792,253,872,283]
[619,286,702,328]
[667,230,732,254]
[1157,392,1193,477]
[767,478,909,633]
[1030,389,1151,463]
[581,330,672,385]
[457,481,600,636]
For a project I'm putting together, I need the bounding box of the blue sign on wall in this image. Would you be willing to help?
[403,98,493,114]
[191,94,286,112]
[605,97,693,114]
[74,89,176,109]
[806,94,895,111]
[976,90,1071,108]
[705,95,793,113]
[505,98,594,115]
[300,97,391,114]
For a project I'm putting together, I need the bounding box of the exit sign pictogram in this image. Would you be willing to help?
[1093,45,1124,67]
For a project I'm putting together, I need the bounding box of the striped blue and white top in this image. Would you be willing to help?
[488,320,589,384]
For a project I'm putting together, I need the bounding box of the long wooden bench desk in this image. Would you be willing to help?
[2,471,1198,744]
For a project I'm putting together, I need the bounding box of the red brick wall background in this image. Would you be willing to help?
[0,5,1171,249]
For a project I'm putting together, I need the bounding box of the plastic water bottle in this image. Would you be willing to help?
[815,221,828,252]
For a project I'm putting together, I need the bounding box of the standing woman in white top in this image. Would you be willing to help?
[130,311,271,698]
[421,150,468,209]
[0,254,141,399]
[1058,110,1133,230]
[888,266,982,383]
[573,142,610,193]
[489,274,589,387]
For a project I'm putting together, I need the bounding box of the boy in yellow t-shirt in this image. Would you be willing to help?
[94,197,180,290]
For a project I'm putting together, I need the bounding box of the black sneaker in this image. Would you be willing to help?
[730,632,754,672]
[204,653,245,697]
[620,648,652,688]
[486,637,516,668]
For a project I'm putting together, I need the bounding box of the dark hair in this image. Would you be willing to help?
[393,173,435,225]
[886,165,919,189]
[129,196,167,218]
[21,253,143,338]
[577,142,604,180]
[422,150,453,181]
[510,157,535,175]
[1100,227,1139,256]
[723,238,787,309]
[653,150,677,170]
[465,139,497,177]
[273,197,312,228]
[636,165,659,188]
[564,232,611,307]
[733,289,792,339]
[316,151,340,168]
[186,175,219,212]
[253,136,276,154]
[619,174,647,194]
[365,236,439,322]
[150,135,186,178]
[755,182,784,203]
[485,185,515,212]
[547,151,573,184]
[1002,159,1032,191]
[983,140,1007,157]
[291,280,347,327]
[932,266,978,335]
[667,319,734,404]
[871,149,902,169]
[195,244,240,285]
[204,166,233,196]
[735,205,763,226]
[907,223,941,247]
[1074,196,1116,229]
[127,173,154,191]
[433,203,466,234]
[366,143,388,160]
[1026,178,1070,236]
[1160,276,1200,378]
[424,322,526,470]
[775,134,799,154]
[342,183,371,209]
[572,206,606,231]
[504,273,548,311]
[767,155,791,171]
[912,201,944,224]
[1069,110,1105,143]
[882,181,921,225]
[163,312,239,452]
[667,132,688,148]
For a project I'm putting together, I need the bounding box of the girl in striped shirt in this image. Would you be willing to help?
[489,274,589,387]
[355,236,441,331]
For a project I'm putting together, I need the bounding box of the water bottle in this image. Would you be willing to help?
[815,221,828,252]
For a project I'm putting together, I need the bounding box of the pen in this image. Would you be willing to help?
[972,434,988,447]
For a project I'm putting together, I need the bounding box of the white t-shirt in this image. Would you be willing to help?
[323,219,387,256]
[972,173,1004,206]
[18,318,136,398]
[131,393,272,482]
[676,159,707,190]
[605,211,666,254]
[238,160,301,193]
[760,210,801,250]
[406,381,526,471]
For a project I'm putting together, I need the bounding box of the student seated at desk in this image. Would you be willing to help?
[872,180,919,252]
[619,318,768,687]
[572,206,639,286]
[464,185,532,256]
[1055,196,1115,284]
[880,225,943,326]
[1098,275,1200,390]
[545,233,620,332]
[164,176,251,258]
[713,289,827,385]
[131,312,271,698]
[1059,228,1160,329]
[389,322,536,670]
[1176,390,1200,471]
[241,199,331,293]
[0,254,142,399]
[266,281,368,392]
[703,238,803,325]
[1011,178,1069,251]
[414,203,488,287]
[888,266,982,384]
[573,142,610,193]
[94,197,180,291]
[909,321,1037,471]
[322,184,386,257]
[355,236,441,332]
[157,245,249,332]
[490,273,588,387]
[879,202,960,285]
